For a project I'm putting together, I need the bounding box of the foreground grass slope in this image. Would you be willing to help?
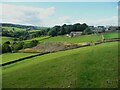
[3,42,118,88]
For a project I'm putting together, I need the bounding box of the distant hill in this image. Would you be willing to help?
[0,23,47,30]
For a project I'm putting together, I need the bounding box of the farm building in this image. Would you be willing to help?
[69,31,83,37]
[108,26,119,31]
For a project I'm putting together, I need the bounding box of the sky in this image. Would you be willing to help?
[0,2,119,27]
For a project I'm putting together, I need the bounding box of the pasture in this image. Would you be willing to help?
[23,36,50,43]
[103,31,119,39]
[2,26,26,31]
[0,36,14,44]
[23,31,119,44]
[23,34,102,44]
[40,34,102,43]
[2,42,118,88]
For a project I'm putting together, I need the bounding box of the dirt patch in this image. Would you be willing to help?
[20,42,81,53]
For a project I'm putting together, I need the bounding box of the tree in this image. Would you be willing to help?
[11,42,24,52]
[4,41,10,45]
[23,40,38,48]
[2,43,11,53]
[84,27,93,34]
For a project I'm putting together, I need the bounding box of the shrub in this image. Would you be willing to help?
[23,40,38,48]
[11,42,24,52]
[2,43,12,53]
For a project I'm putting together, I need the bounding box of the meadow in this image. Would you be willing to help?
[2,42,118,88]
[103,31,119,39]
[0,36,14,44]
[23,31,119,44]
[2,26,26,31]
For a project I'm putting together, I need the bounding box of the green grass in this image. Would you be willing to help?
[0,36,14,44]
[103,31,119,39]
[25,32,119,44]
[0,53,37,64]
[2,26,26,31]
[40,34,102,43]
[2,42,118,88]
[23,36,50,43]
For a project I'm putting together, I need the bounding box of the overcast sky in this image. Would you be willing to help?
[0,2,118,27]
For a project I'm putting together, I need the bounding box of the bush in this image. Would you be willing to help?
[23,40,38,48]
[4,41,10,44]
[2,43,12,53]
[11,42,24,52]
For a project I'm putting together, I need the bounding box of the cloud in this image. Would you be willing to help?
[0,3,55,25]
[75,16,118,26]
[58,16,71,23]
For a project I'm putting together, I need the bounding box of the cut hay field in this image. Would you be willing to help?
[2,42,118,88]
[0,53,36,64]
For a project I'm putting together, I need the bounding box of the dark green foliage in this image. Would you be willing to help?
[48,23,88,36]
[11,42,24,52]
[23,40,38,48]
[2,43,11,53]
[84,27,93,34]
[4,41,10,45]
[2,23,88,39]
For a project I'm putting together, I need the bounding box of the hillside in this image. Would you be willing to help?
[3,42,118,88]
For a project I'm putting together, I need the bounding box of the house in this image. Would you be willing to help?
[108,26,119,31]
[92,26,105,34]
[69,31,83,37]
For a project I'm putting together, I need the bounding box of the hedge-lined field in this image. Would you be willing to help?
[3,42,118,88]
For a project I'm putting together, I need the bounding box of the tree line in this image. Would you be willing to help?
[48,23,89,36]
[2,23,90,39]
[1,40,38,53]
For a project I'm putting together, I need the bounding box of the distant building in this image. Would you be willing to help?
[69,31,83,37]
[91,26,105,34]
[108,26,119,31]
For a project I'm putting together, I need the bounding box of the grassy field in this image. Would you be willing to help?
[2,26,26,31]
[23,31,119,44]
[2,42,118,88]
[25,34,102,44]
[23,36,50,43]
[1,53,37,64]
[0,36,14,44]
[103,32,119,39]
[40,34,102,43]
